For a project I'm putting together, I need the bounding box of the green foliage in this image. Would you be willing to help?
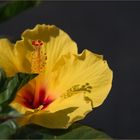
[12,123,112,139]
[0,105,19,119]
[0,68,37,139]
[0,119,17,139]
[0,69,37,105]
[0,1,41,23]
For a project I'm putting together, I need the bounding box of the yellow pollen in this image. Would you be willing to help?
[31,40,47,73]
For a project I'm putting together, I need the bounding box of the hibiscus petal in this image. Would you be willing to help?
[17,93,92,129]
[0,39,18,76]
[20,24,77,73]
[46,49,113,108]
[0,38,31,76]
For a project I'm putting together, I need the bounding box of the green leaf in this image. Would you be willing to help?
[0,1,41,23]
[0,69,37,138]
[0,105,19,122]
[12,123,112,139]
[0,68,6,87]
[0,119,18,139]
[0,68,37,105]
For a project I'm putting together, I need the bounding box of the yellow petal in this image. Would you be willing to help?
[0,39,31,76]
[11,102,33,114]
[17,93,92,128]
[13,40,31,73]
[0,39,18,76]
[46,49,112,108]
[20,24,77,73]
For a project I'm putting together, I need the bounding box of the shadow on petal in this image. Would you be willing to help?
[31,107,78,129]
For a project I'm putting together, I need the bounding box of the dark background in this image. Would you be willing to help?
[0,1,140,139]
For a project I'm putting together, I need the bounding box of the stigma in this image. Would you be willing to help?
[32,40,43,48]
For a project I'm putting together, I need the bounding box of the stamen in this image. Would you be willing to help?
[34,105,44,112]
[31,40,47,73]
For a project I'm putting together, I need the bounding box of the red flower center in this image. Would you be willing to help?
[18,88,54,110]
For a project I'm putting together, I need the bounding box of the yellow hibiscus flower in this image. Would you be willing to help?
[0,24,113,129]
